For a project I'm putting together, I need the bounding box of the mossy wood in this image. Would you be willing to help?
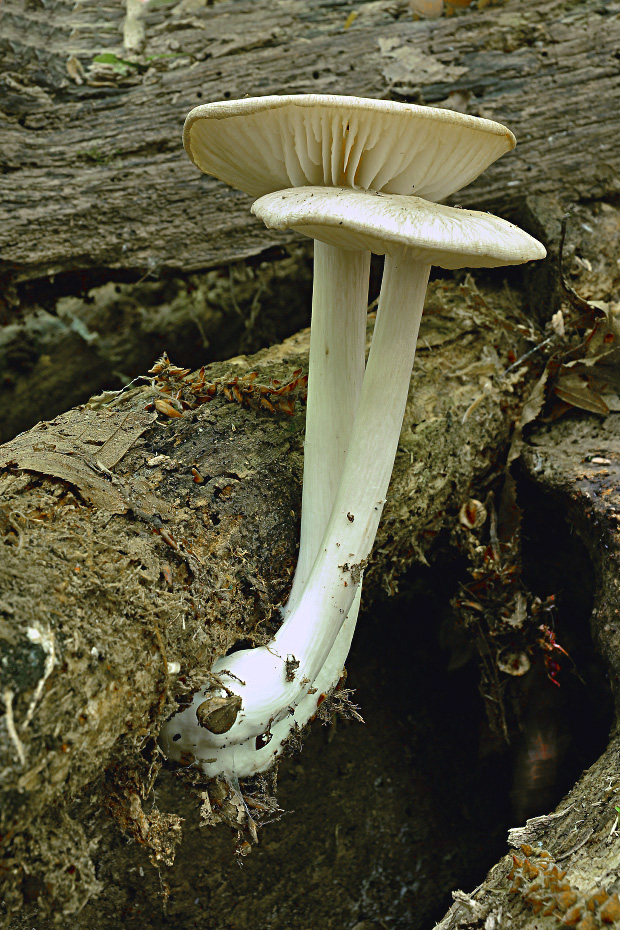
[0,279,529,920]
[1,0,620,926]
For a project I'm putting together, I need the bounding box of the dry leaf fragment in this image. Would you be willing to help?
[154,399,184,418]
[554,373,610,416]
[66,55,85,84]
[575,914,597,930]
[410,0,444,16]
[599,893,620,923]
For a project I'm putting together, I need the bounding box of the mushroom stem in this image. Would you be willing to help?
[284,241,369,614]
[159,252,429,777]
[279,242,368,749]
[271,252,431,672]
[159,244,371,778]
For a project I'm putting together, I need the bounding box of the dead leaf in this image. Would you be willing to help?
[554,373,610,416]
[0,450,127,512]
[0,406,158,513]
[409,0,444,17]
[154,398,184,418]
[66,56,85,85]
[507,364,550,464]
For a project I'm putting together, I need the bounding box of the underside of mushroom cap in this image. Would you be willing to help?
[184,94,515,202]
[252,187,547,269]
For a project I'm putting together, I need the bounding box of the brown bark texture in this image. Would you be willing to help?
[2,0,620,441]
[0,0,620,927]
[1,0,619,284]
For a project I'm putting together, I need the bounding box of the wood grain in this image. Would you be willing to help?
[1,0,619,284]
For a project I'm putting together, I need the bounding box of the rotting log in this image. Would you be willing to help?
[0,247,315,445]
[0,271,537,923]
[1,0,620,286]
[429,197,620,930]
[3,0,618,440]
[2,196,617,925]
[1,200,620,929]
[1,139,620,930]
[2,0,620,923]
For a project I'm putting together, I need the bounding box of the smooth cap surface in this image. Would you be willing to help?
[184,94,516,202]
[252,187,547,270]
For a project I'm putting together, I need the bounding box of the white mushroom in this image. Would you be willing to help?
[161,96,524,780]
[257,188,545,268]
[183,94,516,201]
[159,187,546,778]
[182,94,516,648]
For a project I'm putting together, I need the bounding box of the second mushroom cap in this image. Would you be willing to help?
[252,187,547,269]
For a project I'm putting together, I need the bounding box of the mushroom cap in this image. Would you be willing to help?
[184,94,515,202]
[252,187,546,270]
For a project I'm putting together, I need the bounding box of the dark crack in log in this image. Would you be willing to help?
[433,414,620,930]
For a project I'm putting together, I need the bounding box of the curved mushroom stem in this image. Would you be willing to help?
[159,251,429,777]
[263,252,430,675]
[277,242,367,765]
[284,242,369,614]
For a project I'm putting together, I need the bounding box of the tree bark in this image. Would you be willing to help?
[1,0,619,285]
[3,0,619,441]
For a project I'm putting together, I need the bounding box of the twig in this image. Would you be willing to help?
[21,625,56,731]
[3,689,26,766]
[500,333,556,379]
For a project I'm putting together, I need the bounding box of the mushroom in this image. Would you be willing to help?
[182,95,516,618]
[159,186,545,779]
[176,94,517,698]
[161,98,523,778]
[183,94,515,200]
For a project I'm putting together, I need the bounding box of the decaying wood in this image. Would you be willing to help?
[3,0,618,442]
[2,198,617,925]
[2,0,620,924]
[2,0,618,445]
[1,0,619,286]
[0,248,315,444]
[428,199,620,930]
[0,273,535,923]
